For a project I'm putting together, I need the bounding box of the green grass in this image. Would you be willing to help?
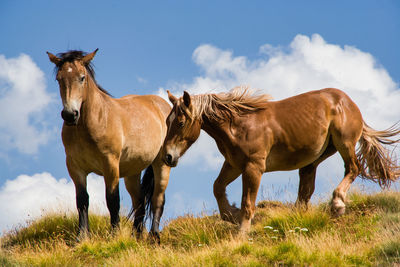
[1,190,400,266]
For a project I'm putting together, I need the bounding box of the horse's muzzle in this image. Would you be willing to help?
[164,153,178,167]
[61,109,79,126]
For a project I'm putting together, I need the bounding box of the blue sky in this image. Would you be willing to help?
[0,1,399,232]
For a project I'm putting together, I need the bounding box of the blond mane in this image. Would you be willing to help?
[187,86,272,122]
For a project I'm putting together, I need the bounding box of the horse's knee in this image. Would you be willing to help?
[345,160,359,178]
[76,188,89,233]
[152,192,165,212]
[213,180,226,199]
[76,188,89,211]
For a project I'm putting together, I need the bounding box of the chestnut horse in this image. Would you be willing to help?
[47,49,171,241]
[161,87,400,233]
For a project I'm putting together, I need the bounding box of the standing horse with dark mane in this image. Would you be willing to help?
[160,87,400,234]
[47,49,171,242]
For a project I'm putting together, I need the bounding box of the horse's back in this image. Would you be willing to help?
[115,94,171,133]
[117,94,170,118]
[272,88,362,122]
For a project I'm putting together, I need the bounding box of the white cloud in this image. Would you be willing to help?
[163,34,400,172]
[0,172,107,232]
[0,54,54,154]
[137,76,147,84]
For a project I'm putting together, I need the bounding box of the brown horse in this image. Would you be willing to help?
[47,49,171,241]
[161,87,400,233]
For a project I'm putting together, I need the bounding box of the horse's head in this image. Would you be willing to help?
[47,49,98,126]
[163,90,201,167]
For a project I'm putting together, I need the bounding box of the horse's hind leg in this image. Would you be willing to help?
[213,161,241,224]
[123,174,143,237]
[149,157,171,243]
[66,157,89,236]
[331,139,360,216]
[296,141,337,208]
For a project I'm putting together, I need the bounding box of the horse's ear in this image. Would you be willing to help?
[183,91,191,108]
[82,48,99,65]
[47,52,61,65]
[167,90,178,105]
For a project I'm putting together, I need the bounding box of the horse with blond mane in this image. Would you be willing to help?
[47,49,171,242]
[160,87,400,233]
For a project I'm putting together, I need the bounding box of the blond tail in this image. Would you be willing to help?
[357,122,400,188]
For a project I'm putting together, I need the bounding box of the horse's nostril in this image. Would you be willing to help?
[165,154,173,163]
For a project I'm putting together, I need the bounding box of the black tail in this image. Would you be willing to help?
[141,165,155,222]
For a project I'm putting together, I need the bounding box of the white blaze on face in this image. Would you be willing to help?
[168,111,176,128]
[63,98,81,112]
[165,110,184,161]
[67,67,73,73]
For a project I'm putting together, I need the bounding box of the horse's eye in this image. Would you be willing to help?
[80,75,85,82]
[178,121,185,128]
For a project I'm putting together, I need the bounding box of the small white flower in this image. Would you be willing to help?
[288,230,295,233]
[273,229,279,233]
[198,244,203,247]
[264,226,274,230]
[300,228,309,232]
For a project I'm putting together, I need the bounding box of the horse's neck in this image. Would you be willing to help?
[80,80,110,127]
[201,116,232,148]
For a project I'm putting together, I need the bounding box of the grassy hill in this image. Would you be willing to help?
[1,191,399,266]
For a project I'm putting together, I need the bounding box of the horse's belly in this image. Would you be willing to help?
[265,150,319,171]
[265,137,330,172]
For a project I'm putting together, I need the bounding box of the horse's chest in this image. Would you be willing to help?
[65,140,104,174]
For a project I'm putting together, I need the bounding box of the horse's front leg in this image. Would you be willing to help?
[149,159,171,243]
[213,161,241,224]
[66,156,90,237]
[240,161,263,233]
[103,156,121,229]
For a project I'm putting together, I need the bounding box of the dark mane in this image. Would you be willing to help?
[54,50,112,96]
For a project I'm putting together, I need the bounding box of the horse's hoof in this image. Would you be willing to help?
[239,220,251,234]
[331,199,346,217]
[149,232,161,245]
[294,200,309,211]
[134,231,143,240]
[221,211,240,225]
[76,230,89,242]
